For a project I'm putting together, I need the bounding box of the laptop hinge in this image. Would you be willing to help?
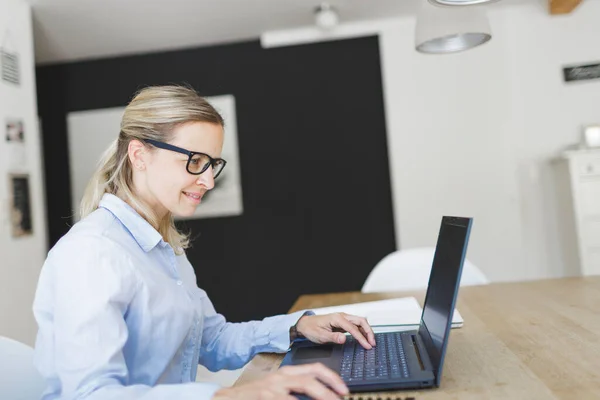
[411,334,426,371]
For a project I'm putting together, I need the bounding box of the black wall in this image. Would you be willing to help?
[36,37,396,322]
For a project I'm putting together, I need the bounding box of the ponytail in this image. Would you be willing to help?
[79,138,120,219]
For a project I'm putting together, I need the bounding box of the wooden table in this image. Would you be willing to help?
[235,277,600,399]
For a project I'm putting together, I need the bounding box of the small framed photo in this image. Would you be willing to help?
[583,125,600,148]
[8,173,33,237]
[5,120,24,143]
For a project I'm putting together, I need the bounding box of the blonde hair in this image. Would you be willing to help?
[80,85,224,253]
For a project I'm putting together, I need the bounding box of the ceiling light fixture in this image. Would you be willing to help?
[315,3,339,30]
[416,2,492,54]
[429,0,501,5]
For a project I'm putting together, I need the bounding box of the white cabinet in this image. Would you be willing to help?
[561,148,600,276]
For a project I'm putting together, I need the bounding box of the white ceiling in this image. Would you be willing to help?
[28,0,530,65]
[29,0,420,64]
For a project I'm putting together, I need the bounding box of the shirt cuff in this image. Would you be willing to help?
[258,310,314,353]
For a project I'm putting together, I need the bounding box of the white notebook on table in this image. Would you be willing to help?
[311,297,463,333]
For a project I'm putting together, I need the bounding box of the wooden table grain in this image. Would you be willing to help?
[235,277,600,399]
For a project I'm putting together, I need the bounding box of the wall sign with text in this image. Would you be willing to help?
[563,62,600,83]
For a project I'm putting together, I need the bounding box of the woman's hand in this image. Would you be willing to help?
[296,313,376,349]
[212,363,348,400]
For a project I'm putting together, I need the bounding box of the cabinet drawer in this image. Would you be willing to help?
[579,157,600,177]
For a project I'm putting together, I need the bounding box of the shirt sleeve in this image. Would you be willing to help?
[33,236,223,400]
[197,288,312,372]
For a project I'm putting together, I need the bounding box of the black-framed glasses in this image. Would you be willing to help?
[144,139,227,179]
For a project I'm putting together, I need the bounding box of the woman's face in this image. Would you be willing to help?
[136,121,224,219]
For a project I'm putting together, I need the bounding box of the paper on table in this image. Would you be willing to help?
[311,297,463,331]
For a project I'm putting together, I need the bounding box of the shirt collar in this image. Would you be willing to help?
[98,193,163,252]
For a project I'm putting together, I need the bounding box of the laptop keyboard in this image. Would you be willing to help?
[340,332,409,382]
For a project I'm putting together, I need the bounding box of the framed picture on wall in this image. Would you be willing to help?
[66,94,243,221]
[176,94,243,221]
[4,119,27,169]
[8,173,33,237]
[5,119,24,142]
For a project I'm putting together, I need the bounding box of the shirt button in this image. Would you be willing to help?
[176,280,183,286]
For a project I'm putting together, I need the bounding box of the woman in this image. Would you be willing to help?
[33,85,376,400]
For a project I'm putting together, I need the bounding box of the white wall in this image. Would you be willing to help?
[0,3,595,344]
[266,0,600,283]
[0,0,47,345]
[380,1,600,282]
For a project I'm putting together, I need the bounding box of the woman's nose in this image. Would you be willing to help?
[196,168,215,190]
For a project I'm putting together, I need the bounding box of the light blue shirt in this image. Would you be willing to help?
[33,193,308,399]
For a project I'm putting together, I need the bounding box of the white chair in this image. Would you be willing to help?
[0,336,46,400]
[362,247,489,293]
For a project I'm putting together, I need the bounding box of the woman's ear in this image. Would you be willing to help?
[128,139,147,171]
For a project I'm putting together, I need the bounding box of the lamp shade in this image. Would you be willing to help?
[416,3,492,54]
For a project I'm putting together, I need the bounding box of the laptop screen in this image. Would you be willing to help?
[418,216,472,386]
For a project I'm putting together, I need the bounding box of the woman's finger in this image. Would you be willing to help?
[342,314,376,347]
[332,315,372,349]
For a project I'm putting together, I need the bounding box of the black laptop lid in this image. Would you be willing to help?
[418,216,473,386]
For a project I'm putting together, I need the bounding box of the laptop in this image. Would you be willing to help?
[280,216,473,398]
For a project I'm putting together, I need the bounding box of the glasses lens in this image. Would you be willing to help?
[188,154,211,174]
[212,160,226,178]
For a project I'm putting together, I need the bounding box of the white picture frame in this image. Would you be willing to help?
[67,94,243,221]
